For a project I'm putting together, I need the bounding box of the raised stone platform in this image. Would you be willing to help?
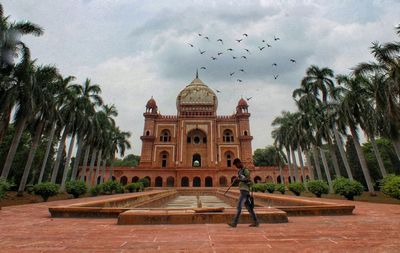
[117,207,288,225]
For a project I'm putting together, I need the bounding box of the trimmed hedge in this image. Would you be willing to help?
[33,182,59,202]
[332,177,363,200]
[276,184,286,194]
[252,183,267,192]
[125,182,144,193]
[288,182,305,196]
[380,174,400,199]
[306,180,329,197]
[137,178,150,188]
[65,180,87,198]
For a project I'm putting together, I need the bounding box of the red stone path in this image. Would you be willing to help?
[0,193,399,253]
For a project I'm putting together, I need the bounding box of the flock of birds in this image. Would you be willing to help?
[187,32,297,101]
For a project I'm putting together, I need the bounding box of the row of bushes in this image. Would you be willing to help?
[252,175,400,200]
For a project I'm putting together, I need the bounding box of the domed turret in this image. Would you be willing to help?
[237,98,248,107]
[236,97,249,114]
[145,96,157,114]
[176,71,218,116]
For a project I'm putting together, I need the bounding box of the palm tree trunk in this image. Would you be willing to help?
[370,136,387,178]
[333,125,353,180]
[290,147,299,182]
[101,158,106,183]
[51,125,70,183]
[327,136,341,178]
[81,145,91,182]
[94,149,102,186]
[60,134,75,191]
[17,120,45,194]
[38,122,56,183]
[304,149,314,180]
[350,127,375,194]
[1,117,28,179]
[312,144,323,180]
[319,147,333,192]
[392,140,400,162]
[109,153,115,181]
[88,148,97,188]
[297,147,306,183]
[70,138,84,181]
[0,106,12,144]
[285,147,293,183]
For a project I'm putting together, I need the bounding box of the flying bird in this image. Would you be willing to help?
[272,63,277,66]
[237,79,243,83]
[236,39,243,43]
[211,56,217,60]
[198,33,202,36]
[262,39,266,42]
[217,52,223,56]
[246,97,252,101]
[229,72,235,76]
[204,36,210,41]
[215,89,221,93]
[258,46,265,51]
[243,33,248,37]
[199,49,206,54]
[200,66,206,70]
[217,39,223,44]
[274,36,280,41]
[227,48,234,51]
[241,56,247,60]
[239,69,246,73]
[244,48,251,54]
[274,74,279,79]
[266,44,272,47]
[188,43,194,47]
[290,59,296,63]
[232,55,237,59]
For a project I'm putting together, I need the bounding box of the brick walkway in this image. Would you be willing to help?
[0,194,399,252]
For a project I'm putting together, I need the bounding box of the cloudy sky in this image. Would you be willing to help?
[3,0,400,156]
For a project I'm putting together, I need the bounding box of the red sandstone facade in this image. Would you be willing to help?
[80,74,309,187]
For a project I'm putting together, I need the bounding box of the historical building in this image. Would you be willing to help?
[81,73,309,187]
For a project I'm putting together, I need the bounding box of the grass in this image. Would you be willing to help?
[280,190,400,205]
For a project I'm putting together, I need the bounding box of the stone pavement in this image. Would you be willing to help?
[0,194,399,253]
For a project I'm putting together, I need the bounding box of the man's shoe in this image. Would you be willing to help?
[249,222,259,227]
[228,222,237,228]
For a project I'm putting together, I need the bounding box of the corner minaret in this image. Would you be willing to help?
[236,98,254,168]
[140,97,158,166]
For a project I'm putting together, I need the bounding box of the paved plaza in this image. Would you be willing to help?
[0,193,399,253]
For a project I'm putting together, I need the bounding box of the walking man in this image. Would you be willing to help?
[228,158,259,227]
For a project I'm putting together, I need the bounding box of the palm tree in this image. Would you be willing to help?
[108,127,131,181]
[336,74,375,194]
[0,3,43,143]
[273,145,287,184]
[17,65,59,194]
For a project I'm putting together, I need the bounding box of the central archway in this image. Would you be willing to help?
[193,177,201,187]
[181,177,189,187]
[192,154,201,167]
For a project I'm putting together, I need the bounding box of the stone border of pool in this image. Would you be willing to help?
[48,188,355,224]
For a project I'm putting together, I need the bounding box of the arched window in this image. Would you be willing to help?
[97,176,102,185]
[145,176,151,186]
[155,176,163,187]
[120,176,128,186]
[254,176,262,183]
[132,176,139,183]
[266,176,273,182]
[192,154,201,167]
[111,176,116,181]
[167,177,175,187]
[219,176,227,187]
[193,177,201,187]
[225,151,234,167]
[223,129,234,142]
[187,129,207,145]
[160,151,169,168]
[146,130,150,136]
[181,177,189,187]
[205,177,213,187]
[160,129,171,142]
[277,175,283,184]
[244,130,248,136]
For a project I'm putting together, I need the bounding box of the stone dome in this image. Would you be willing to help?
[238,98,248,107]
[176,76,218,110]
[146,97,157,109]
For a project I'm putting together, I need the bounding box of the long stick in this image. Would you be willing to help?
[223,180,236,195]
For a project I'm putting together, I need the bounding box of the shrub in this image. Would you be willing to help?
[251,183,266,192]
[276,184,286,194]
[25,184,34,194]
[288,182,305,196]
[0,179,11,200]
[90,184,102,196]
[126,182,143,193]
[306,180,329,198]
[138,178,150,188]
[264,183,276,193]
[115,183,125,194]
[33,183,59,202]
[380,174,400,199]
[333,177,364,200]
[65,180,87,198]
[102,181,118,194]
